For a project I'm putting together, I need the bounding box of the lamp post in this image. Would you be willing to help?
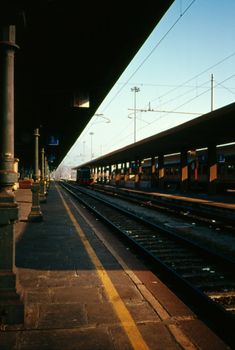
[89,132,94,159]
[34,128,40,182]
[28,128,43,221]
[131,87,140,143]
[39,147,47,202]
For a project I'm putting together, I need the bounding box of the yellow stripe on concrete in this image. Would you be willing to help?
[65,188,198,350]
[57,185,149,350]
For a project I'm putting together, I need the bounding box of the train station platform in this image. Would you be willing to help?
[0,182,230,349]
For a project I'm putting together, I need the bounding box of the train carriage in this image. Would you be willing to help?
[76,166,93,185]
[140,144,235,192]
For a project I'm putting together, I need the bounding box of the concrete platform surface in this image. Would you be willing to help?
[0,182,230,350]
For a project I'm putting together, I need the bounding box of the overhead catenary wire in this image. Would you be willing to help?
[66,1,235,167]
[101,72,235,154]
[150,51,235,105]
[101,0,197,113]
[215,81,235,96]
[101,0,235,116]
[137,74,235,133]
[151,78,211,110]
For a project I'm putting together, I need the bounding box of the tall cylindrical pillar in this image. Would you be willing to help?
[0,25,24,325]
[208,144,217,195]
[0,26,19,191]
[34,128,40,181]
[45,155,50,190]
[40,147,47,202]
[180,149,188,191]
[41,147,45,179]
[158,154,165,190]
[28,128,43,221]
[151,156,156,187]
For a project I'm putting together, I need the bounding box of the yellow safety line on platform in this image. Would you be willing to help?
[67,192,198,350]
[56,185,149,350]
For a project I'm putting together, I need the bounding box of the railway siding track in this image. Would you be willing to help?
[61,181,235,348]
[93,184,235,230]
[86,184,235,263]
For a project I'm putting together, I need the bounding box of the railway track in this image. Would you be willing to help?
[92,183,235,231]
[61,181,235,348]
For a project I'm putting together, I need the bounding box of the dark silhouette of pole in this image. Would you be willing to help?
[40,147,47,202]
[28,128,43,221]
[131,87,140,143]
[211,73,214,112]
[0,24,24,324]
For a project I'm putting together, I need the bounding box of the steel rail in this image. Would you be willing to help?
[61,181,235,348]
[92,184,235,231]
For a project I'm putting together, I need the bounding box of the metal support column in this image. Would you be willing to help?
[28,128,43,221]
[115,164,120,185]
[124,162,129,182]
[104,166,108,183]
[208,144,217,195]
[151,156,156,187]
[111,165,115,181]
[90,166,94,183]
[180,149,188,191]
[45,155,50,191]
[0,25,24,325]
[94,167,98,183]
[101,166,104,183]
[39,147,46,202]
[158,154,165,190]
[134,159,140,188]
[108,165,111,183]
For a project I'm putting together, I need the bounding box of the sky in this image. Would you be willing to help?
[60,0,235,170]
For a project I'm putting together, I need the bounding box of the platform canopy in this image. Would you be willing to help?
[74,102,235,168]
[1,0,173,170]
